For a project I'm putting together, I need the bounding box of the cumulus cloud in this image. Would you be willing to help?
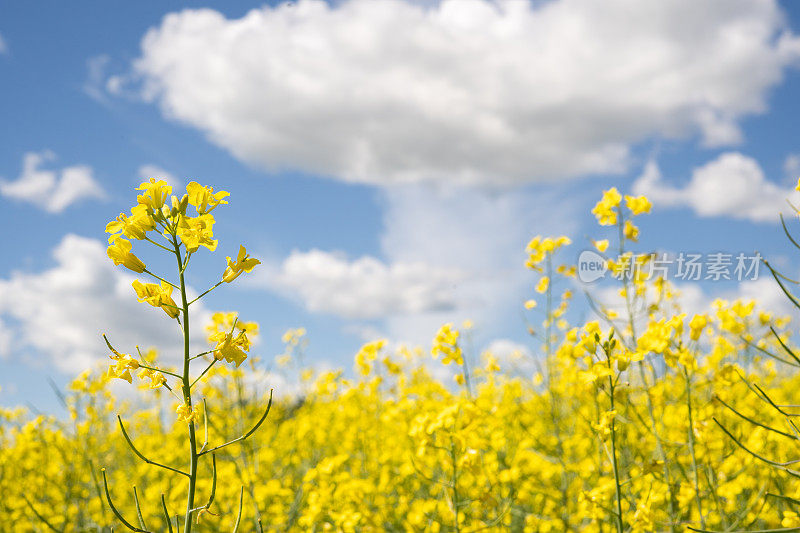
[0,152,105,213]
[254,183,580,342]
[379,184,581,344]
[127,0,800,186]
[633,152,798,223]
[0,235,211,373]
[137,164,182,190]
[261,249,464,319]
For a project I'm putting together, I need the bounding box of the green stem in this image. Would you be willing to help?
[450,442,460,533]
[173,236,198,533]
[684,366,706,529]
[608,361,624,533]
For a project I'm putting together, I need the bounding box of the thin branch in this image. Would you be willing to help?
[200,399,209,454]
[768,492,800,507]
[780,214,800,257]
[199,390,273,456]
[765,260,800,311]
[21,494,61,533]
[142,268,179,290]
[713,418,800,478]
[740,335,800,368]
[232,487,244,533]
[686,526,800,533]
[716,395,797,439]
[753,383,800,418]
[137,363,183,381]
[161,494,174,533]
[189,281,224,306]
[190,350,215,361]
[144,236,174,253]
[191,359,218,389]
[118,416,190,477]
[101,469,151,533]
[189,454,217,515]
[133,486,148,531]
[769,326,800,366]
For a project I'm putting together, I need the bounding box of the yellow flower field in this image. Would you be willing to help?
[4,181,800,532]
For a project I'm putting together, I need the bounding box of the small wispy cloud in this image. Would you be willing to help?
[0,151,105,213]
[255,249,464,320]
[633,152,798,223]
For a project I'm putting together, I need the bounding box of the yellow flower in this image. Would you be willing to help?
[432,323,462,365]
[138,367,167,389]
[186,182,229,214]
[105,204,155,241]
[222,245,261,283]
[592,409,617,438]
[623,220,639,242]
[176,214,217,252]
[484,353,500,373]
[104,338,140,384]
[525,235,571,269]
[132,280,180,318]
[355,340,386,376]
[524,299,537,309]
[107,237,146,273]
[592,239,609,253]
[176,402,199,423]
[282,327,306,345]
[136,178,172,211]
[591,187,622,226]
[689,314,708,341]
[209,329,251,367]
[535,276,549,294]
[624,194,652,215]
[383,356,402,375]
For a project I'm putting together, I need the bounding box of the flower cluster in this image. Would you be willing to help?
[96,177,268,533]
[432,323,462,365]
[6,185,800,532]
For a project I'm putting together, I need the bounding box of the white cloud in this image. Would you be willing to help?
[262,248,464,319]
[379,184,581,345]
[0,152,105,213]
[0,235,211,374]
[0,33,7,55]
[84,55,111,102]
[784,153,800,181]
[128,0,800,186]
[633,152,799,223]
[137,164,182,190]
[255,183,580,342]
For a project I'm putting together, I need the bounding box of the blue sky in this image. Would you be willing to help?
[2,0,800,412]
